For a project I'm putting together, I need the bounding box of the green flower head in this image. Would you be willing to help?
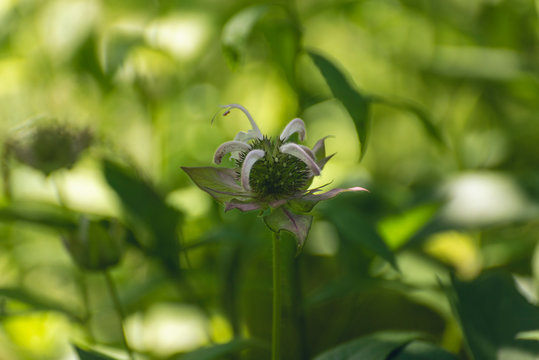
[182,104,367,247]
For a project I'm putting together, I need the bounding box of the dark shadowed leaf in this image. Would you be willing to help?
[389,341,458,360]
[264,207,313,249]
[75,346,118,360]
[314,331,421,360]
[449,272,539,360]
[175,338,267,360]
[308,50,371,159]
[0,201,77,230]
[103,159,181,274]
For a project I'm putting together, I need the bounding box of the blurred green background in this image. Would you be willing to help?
[0,0,538,359]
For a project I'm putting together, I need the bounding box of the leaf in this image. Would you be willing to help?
[289,187,369,213]
[0,201,78,230]
[389,341,458,360]
[221,5,270,68]
[308,50,371,159]
[101,29,143,75]
[75,346,119,360]
[103,160,181,275]
[0,288,82,322]
[322,202,398,271]
[264,207,313,249]
[449,272,539,360]
[313,331,420,360]
[182,166,251,204]
[175,338,266,360]
[370,96,446,147]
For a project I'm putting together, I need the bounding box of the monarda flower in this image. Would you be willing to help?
[182,104,367,248]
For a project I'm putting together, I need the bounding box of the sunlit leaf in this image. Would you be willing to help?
[449,272,539,360]
[313,331,420,360]
[0,288,82,322]
[308,50,371,159]
[221,5,270,68]
[103,159,181,274]
[389,340,458,360]
[101,30,143,75]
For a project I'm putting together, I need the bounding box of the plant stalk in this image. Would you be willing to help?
[272,231,282,360]
[103,270,135,360]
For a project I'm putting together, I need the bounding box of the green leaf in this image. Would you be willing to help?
[75,346,118,360]
[389,341,458,360]
[322,202,398,271]
[449,272,539,360]
[263,207,313,249]
[308,50,371,159]
[314,331,420,360]
[370,96,446,147]
[181,166,250,204]
[221,5,270,68]
[103,159,181,275]
[101,30,143,75]
[0,288,82,322]
[175,338,266,360]
[0,201,78,230]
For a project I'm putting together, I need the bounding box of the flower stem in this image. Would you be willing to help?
[103,270,135,360]
[272,231,282,360]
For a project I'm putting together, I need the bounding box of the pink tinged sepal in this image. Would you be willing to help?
[289,186,369,213]
[224,198,287,212]
[264,207,313,249]
[181,166,251,204]
[311,136,335,170]
[279,143,321,176]
[240,149,265,191]
[279,118,306,142]
[213,141,251,164]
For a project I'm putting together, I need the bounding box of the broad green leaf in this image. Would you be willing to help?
[390,341,458,360]
[101,30,143,75]
[176,338,266,360]
[314,331,420,360]
[75,346,118,360]
[322,203,398,271]
[0,201,77,230]
[0,288,82,322]
[308,50,371,159]
[103,159,181,275]
[370,96,446,147]
[221,5,270,68]
[449,272,539,360]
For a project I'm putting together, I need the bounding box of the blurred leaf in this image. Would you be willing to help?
[449,272,539,360]
[308,50,371,159]
[103,159,181,275]
[175,338,267,360]
[389,340,458,360]
[222,5,270,68]
[313,331,420,360]
[75,346,118,360]
[322,203,398,271]
[370,96,446,147]
[0,201,77,230]
[0,288,82,322]
[101,30,143,75]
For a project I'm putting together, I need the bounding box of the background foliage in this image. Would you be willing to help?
[0,0,538,359]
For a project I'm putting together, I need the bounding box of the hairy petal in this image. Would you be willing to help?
[279,118,306,142]
[289,186,369,213]
[221,104,263,139]
[214,141,251,164]
[241,149,265,191]
[279,143,321,176]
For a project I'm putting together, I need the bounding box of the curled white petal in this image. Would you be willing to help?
[279,143,321,176]
[241,149,265,191]
[213,141,251,164]
[234,129,260,143]
[299,145,316,160]
[279,118,306,142]
[221,104,263,139]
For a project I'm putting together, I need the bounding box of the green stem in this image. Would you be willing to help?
[103,271,135,360]
[272,231,282,360]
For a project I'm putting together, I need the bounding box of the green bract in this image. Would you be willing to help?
[182,104,368,248]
